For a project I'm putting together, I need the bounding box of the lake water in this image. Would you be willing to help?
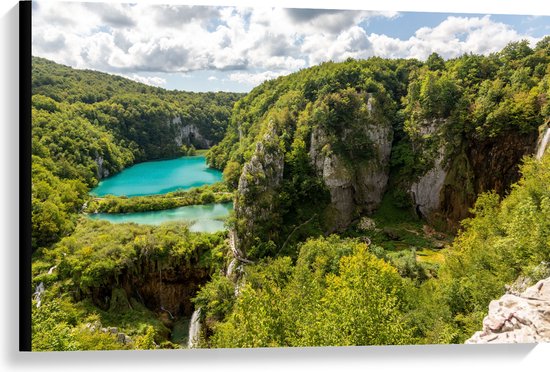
[88,203,233,233]
[91,156,222,197]
[88,156,232,232]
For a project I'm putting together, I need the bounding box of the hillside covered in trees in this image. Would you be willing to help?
[31,57,241,249]
[31,38,550,350]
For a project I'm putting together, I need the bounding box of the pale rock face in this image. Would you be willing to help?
[355,123,392,213]
[409,119,448,219]
[235,125,285,252]
[309,95,392,231]
[319,152,355,229]
[466,277,550,344]
[171,117,212,148]
[94,155,110,179]
[410,150,447,218]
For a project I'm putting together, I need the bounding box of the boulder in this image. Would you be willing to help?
[466,278,550,344]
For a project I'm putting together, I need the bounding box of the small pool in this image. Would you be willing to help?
[88,203,233,233]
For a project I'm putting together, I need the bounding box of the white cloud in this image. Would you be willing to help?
[368,15,539,60]
[228,70,292,85]
[32,3,389,74]
[121,73,167,87]
[31,2,543,89]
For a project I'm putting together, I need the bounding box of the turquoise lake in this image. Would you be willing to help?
[91,156,222,197]
[88,203,233,233]
[88,156,232,232]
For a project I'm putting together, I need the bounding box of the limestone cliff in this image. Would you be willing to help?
[408,125,538,228]
[309,95,393,231]
[408,118,450,222]
[94,155,110,179]
[466,277,550,344]
[171,116,213,149]
[234,125,285,254]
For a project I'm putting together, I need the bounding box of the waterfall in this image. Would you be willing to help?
[33,282,45,308]
[536,127,550,160]
[187,308,202,349]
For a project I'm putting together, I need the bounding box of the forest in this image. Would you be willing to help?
[31,38,550,350]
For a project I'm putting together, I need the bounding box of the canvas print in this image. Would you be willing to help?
[28,0,550,351]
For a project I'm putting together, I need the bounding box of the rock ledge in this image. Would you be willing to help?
[466,278,550,344]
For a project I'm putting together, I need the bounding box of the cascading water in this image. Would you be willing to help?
[185,230,247,347]
[536,127,550,160]
[33,282,45,307]
[187,308,202,348]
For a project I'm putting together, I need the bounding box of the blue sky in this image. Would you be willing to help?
[32,1,550,93]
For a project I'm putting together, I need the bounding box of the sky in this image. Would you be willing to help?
[31,1,550,93]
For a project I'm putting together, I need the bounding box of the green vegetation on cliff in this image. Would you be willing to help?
[207,38,549,259]
[32,220,228,350]
[31,57,241,250]
[195,152,550,346]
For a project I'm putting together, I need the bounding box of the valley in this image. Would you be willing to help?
[30,38,550,350]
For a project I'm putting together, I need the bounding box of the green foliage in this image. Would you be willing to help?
[180,144,197,156]
[426,52,446,71]
[33,220,227,292]
[420,153,550,341]
[222,160,242,188]
[210,236,416,347]
[134,326,157,350]
[31,57,240,249]
[32,297,81,351]
[193,274,237,322]
[404,70,462,125]
[87,183,233,213]
[33,57,242,157]
[32,297,127,351]
[31,156,89,248]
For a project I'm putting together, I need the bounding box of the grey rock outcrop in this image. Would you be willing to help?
[408,119,448,220]
[466,278,550,344]
[235,124,285,254]
[94,155,110,179]
[410,150,447,219]
[172,117,213,149]
[309,95,392,231]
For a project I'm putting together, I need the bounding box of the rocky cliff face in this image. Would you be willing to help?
[408,126,538,228]
[536,125,550,160]
[87,257,210,318]
[172,116,213,149]
[466,277,550,344]
[309,95,393,231]
[468,131,538,200]
[235,125,285,254]
[408,119,449,222]
[94,155,110,179]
